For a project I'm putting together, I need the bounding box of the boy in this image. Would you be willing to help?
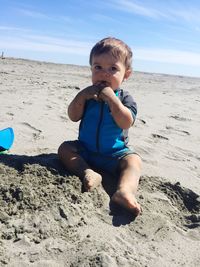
[58,37,142,216]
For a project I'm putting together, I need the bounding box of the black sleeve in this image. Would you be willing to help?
[119,90,137,119]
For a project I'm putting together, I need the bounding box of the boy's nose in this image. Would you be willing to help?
[101,69,110,76]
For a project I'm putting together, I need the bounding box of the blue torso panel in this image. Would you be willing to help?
[78,89,137,155]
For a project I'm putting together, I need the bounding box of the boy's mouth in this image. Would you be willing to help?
[98,81,109,87]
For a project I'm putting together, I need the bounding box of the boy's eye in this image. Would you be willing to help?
[94,65,102,70]
[110,66,118,72]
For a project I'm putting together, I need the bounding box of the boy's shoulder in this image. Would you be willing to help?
[118,88,131,100]
[117,88,137,117]
[117,88,135,104]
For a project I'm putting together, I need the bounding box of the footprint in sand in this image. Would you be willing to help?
[139,176,200,232]
[22,101,32,105]
[165,151,188,162]
[137,118,146,125]
[152,133,169,140]
[159,181,200,229]
[20,122,42,140]
[170,115,191,122]
[6,112,14,117]
[166,125,190,136]
[60,115,68,122]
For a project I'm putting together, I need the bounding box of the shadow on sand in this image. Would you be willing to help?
[0,153,68,176]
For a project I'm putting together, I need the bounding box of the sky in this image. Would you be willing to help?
[1,0,200,77]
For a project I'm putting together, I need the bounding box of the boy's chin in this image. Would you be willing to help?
[93,81,118,91]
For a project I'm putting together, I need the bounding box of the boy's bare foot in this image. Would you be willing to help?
[83,169,102,191]
[111,190,141,216]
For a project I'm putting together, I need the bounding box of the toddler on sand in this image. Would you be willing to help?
[58,37,142,216]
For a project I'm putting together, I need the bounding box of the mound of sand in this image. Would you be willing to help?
[0,154,200,267]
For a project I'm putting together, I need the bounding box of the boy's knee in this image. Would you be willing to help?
[58,142,66,159]
[58,141,69,155]
[132,154,142,167]
[120,154,142,170]
[58,141,78,159]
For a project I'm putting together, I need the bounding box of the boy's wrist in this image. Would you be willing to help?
[99,87,116,102]
[80,88,90,100]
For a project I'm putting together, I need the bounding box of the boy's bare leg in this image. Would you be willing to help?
[111,154,142,216]
[58,142,102,191]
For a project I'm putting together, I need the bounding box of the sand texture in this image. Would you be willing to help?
[0,57,200,267]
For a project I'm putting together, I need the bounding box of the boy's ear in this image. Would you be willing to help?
[124,69,132,81]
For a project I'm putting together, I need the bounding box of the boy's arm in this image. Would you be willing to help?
[68,85,101,121]
[99,87,134,129]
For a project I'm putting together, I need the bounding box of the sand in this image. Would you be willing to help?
[0,57,200,267]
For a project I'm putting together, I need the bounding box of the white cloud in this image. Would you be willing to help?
[134,47,200,66]
[110,0,173,20]
[0,26,30,32]
[111,0,200,24]
[0,35,91,56]
[15,8,72,23]
[16,8,50,19]
[91,13,118,22]
[170,7,200,23]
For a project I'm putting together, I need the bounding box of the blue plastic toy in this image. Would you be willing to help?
[0,127,14,153]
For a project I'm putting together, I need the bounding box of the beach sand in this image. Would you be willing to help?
[0,57,200,266]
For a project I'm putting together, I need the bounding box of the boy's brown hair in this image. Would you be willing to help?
[89,37,133,70]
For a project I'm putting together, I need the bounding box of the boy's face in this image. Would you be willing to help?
[91,53,131,90]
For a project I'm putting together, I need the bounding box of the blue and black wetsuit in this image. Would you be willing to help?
[65,88,138,175]
[78,88,137,156]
